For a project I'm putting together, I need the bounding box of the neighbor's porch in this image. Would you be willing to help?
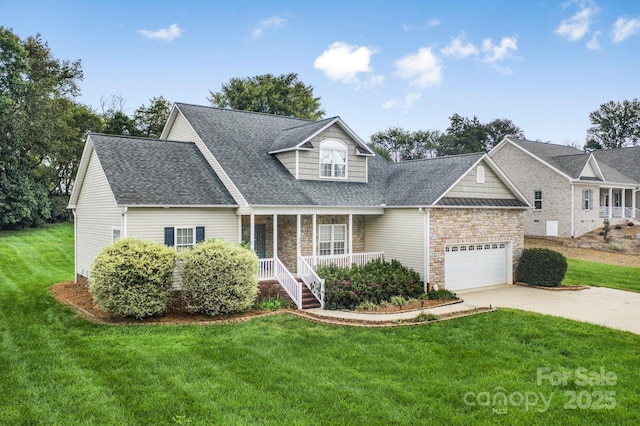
[599,187,639,220]
[239,213,383,309]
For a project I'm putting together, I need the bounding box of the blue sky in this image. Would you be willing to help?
[3,0,640,145]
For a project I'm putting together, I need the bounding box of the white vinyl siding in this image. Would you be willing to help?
[75,151,122,278]
[125,208,238,244]
[365,209,424,279]
[275,151,297,177]
[165,110,200,141]
[446,160,514,199]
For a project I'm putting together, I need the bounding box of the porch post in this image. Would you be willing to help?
[296,214,301,255]
[273,214,278,259]
[633,191,637,219]
[312,214,317,258]
[237,215,242,243]
[622,189,626,218]
[609,187,613,218]
[250,214,255,251]
[348,214,353,264]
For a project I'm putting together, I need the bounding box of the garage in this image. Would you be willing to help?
[444,242,510,291]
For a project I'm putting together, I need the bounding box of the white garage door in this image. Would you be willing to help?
[444,242,508,291]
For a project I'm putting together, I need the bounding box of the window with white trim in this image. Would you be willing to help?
[534,190,542,210]
[582,189,593,210]
[318,224,346,255]
[476,166,485,184]
[112,227,121,243]
[176,227,195,251]
[319,140,347,179]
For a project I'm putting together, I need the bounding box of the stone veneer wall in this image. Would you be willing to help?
[429,209,524,288]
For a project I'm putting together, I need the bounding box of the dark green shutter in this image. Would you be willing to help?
[195,226,205,243]
[164,227,174,246]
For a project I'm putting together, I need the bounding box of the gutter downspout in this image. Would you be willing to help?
[72,209,77,283]
[121,207,128,238]
[419,207,430,292]
[571,185,575,238]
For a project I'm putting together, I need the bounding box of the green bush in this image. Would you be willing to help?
[516,248,567,287]
[180,239,259,316]
[318,259,423,310]
[425,289,456,300]
[89,238,176,319]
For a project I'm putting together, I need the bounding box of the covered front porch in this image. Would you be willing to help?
[239,210,384,309]
[599,187,639,220]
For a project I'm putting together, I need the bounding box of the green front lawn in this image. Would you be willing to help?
[563,258,640,292]
[1,224,639,424]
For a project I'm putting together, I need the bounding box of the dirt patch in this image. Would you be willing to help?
[525,225,640,268]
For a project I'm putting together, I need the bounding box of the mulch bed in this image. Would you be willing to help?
[50,281,492,327]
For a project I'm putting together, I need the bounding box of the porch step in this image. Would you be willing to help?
[300,280,321,309]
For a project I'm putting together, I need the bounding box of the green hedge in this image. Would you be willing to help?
[180,239,259,316]
[516,248,567,287]
[317,259,423,310]
[89,238,176,319]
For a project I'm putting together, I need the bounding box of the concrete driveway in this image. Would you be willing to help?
[457,285,640,334]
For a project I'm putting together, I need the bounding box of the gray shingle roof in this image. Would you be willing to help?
[507,138,638,184]
[90,134,236,206]
[176,103,388,206]
[269,118,336,153]
[385,153,485,205]
[438,197,528,207]
[594,147,640,184]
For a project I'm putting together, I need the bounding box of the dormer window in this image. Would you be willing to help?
[319,140,347,179]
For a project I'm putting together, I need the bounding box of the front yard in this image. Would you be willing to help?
[1,224,639,424]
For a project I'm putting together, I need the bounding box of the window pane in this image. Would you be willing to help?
[319,242,331,256]
[335,164,346,177]
[333,225,346,240]
[321,163,332,177]
[319,225,332,242]
[333,242,345,254]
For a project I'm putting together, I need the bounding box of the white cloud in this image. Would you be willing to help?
[555,4,599,41]
[440,34,479,58]
[482,36,518,63]
[139,23,183,41]
[612,17,640,43]
[402,18,440,32]
[382,92,422,112]
[425,18,441,29]
[314,42,382,87]
[394,47,442,88]
[587,30,601,50]
[251,16,287,38]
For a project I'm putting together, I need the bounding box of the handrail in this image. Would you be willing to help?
[257,258,274,281]
[297,254,325,309]
[274,257,302,309]
[302,251,384,269]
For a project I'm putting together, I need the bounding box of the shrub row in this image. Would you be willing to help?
[89,238,258,319]
[317,258,423,310]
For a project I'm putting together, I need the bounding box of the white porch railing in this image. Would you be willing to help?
[599,206,637,219]
[302,251,384,269]
[258,258,275,280]
[297,254,325,309]
[273,257,302,309]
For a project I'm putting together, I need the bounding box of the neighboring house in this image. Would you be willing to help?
[489,138,640,238]
[69,103,530,308]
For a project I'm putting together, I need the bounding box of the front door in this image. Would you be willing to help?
[242,224,267,258]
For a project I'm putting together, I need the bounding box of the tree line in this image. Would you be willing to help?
[1,27,638,230]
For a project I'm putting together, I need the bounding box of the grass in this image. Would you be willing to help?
[563,258,640,292]
[1,223,639,425]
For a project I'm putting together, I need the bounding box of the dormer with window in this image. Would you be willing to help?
[319,139,347,179]
[270,118,374,183]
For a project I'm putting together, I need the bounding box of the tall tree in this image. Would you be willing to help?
[587,99,640,148]
[208,73,325,120]
[134,96,171,138]
[434,114,523,156]
[100,95,139,136]
[0,27,83,229]
[369,127,440,162]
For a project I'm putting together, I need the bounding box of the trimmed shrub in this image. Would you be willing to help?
[318,258,423,310]
[89,238,176,319]
[516,248,567,287]
[180,239,259,316]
